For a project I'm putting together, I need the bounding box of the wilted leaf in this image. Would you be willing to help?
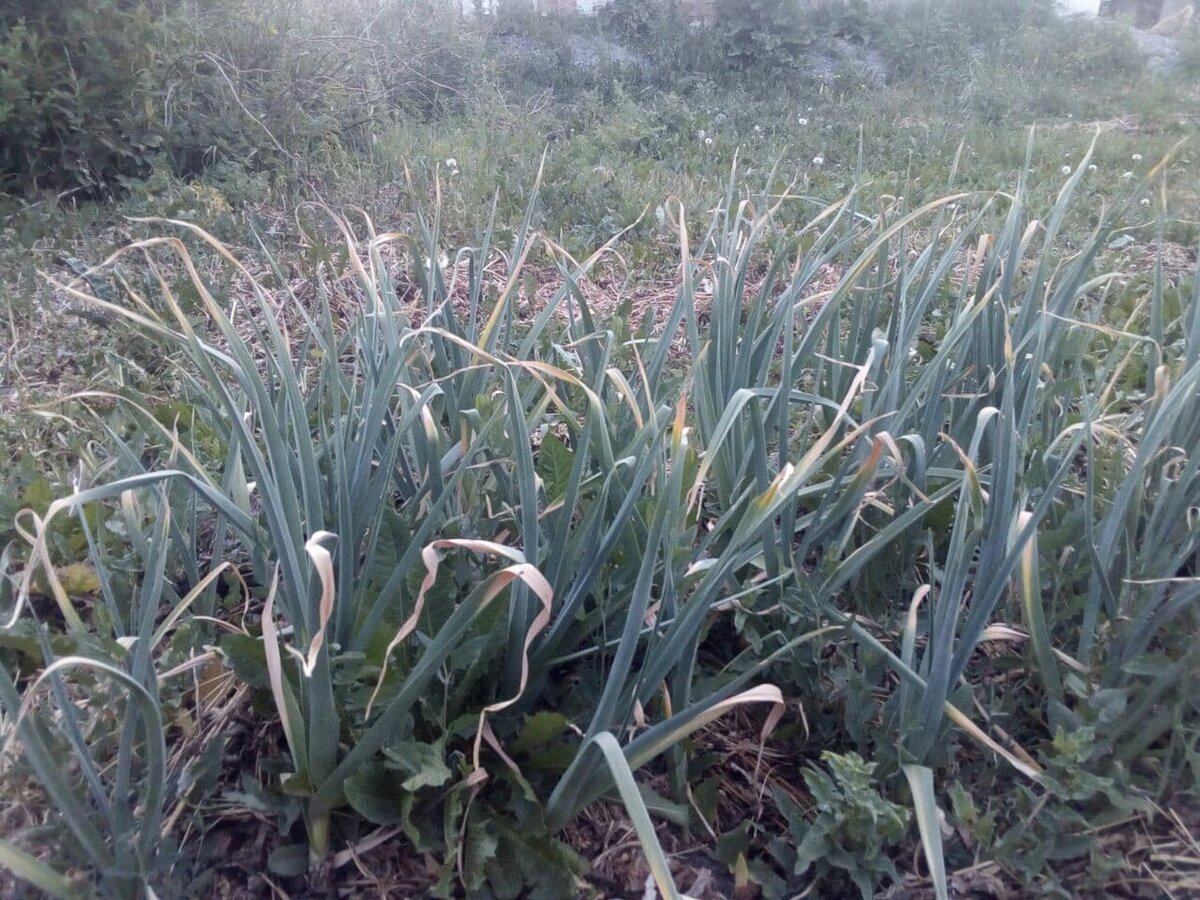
[197,656,228,706]
[55,563,100,595]
[19,477,54,516]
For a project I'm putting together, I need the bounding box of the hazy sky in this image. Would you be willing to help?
[461,0,601,12]
[462,0,1106,16]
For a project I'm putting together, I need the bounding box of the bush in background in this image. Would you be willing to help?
[1176,22,1200,76]
[876,0,1056,82]
[0,0,169,195]
[597,0,723,85]
[0,0,486,197]
[716,0,810,72]
[161,0,486,177]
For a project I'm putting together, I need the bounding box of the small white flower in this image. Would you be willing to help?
[1025,353,1033,360]
[705,137,713,147]
[807,106,814,112]
[1132,153,1143,162]
[908,347,919,360]
[1061,165,1072,175]
[754,124,763,133]
[1088,164,1098,173]
[812,155,824,166]
[445,157,457,169]
[1121,171,1134,179]
[697,129,706,140]
[1140,198,1151,206]
[450,168,460,178]
[798,117,809,126]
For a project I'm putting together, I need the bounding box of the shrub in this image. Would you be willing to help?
[875,0,1059,83]
[159,0,487,177]
[490,7,658,98]
[0,0,169,195]
[716,0,808,72]
[1013,16,1146,80]
[0,0,487,196]
[597,0,723,84]
[1178,23,1200,77]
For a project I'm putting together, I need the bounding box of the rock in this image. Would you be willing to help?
[495,31,649,74]
[1130,28,1183,72]
[1101,0,1199,28]
[1102,0,1170,28]
[800,37,889,88]
[1065,0,1196,75]
[1149,2,1195,32]
[563,33,648,70]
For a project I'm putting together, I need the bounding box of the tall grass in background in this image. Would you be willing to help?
[0,0,485,197]
[2,145,1198,895]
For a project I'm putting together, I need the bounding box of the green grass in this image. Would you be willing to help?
[2,2,1200,897]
